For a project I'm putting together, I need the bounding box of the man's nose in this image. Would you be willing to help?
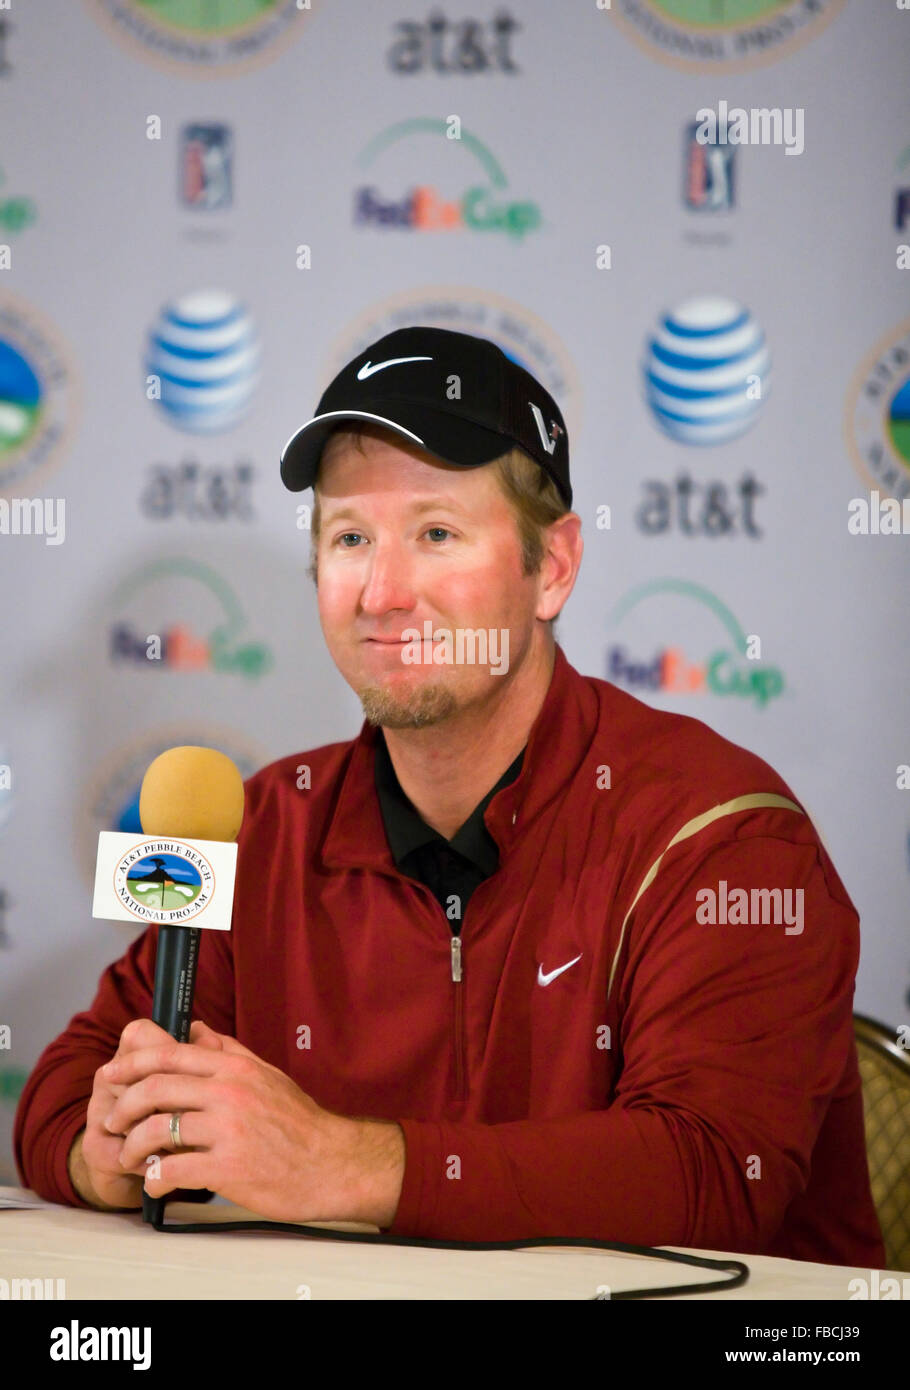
[358,540,417,614]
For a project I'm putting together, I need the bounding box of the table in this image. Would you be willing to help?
[0,1189,900,1300]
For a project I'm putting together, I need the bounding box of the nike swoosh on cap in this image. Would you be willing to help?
[356,355,433,380]
[537,954,583,986]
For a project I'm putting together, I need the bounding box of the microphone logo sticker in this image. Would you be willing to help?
[93,831,237,931]
[114,840,215,925]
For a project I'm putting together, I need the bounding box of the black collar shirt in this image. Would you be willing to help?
[373,728,525,935]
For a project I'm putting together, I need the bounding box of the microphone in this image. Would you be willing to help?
[137,746,244,1226]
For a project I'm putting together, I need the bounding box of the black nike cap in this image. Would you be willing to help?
[279,325,572,508]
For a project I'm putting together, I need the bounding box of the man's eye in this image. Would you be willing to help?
[333,529,453,546]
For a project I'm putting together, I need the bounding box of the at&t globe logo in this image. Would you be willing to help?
[145,290,261,434]
[642,296,771,445]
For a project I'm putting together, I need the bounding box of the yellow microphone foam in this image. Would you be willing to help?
[139,746,245,843]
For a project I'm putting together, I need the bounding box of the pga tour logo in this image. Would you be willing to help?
[113,840,214,924]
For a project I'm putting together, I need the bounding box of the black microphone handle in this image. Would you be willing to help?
[142,923,201,1225]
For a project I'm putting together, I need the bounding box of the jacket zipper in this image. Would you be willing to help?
[451,928,466,1100]
[450,932,462,982]
[403,872,469,1101]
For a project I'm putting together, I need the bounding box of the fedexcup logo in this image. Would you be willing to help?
[643,296,770,445]
[114,840,213,924]
[109,557,273,678]
[0,161,37,236]
[354,119,542,241]
[145,290,261,434]
[607,578,785,708]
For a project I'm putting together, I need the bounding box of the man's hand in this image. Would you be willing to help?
[100,1018,406,1226]
[69,1018,225,1211]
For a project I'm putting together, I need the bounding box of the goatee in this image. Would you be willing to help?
[359,681,458,729]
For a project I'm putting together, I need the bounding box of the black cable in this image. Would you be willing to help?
[151,1207,750,1299]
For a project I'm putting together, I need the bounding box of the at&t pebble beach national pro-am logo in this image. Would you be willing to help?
[643,296,770,445]
[845,318,910,503]
[115,842,212,923]
[0,293,77,495]
[86,0,308,77]
[609,0,846,73]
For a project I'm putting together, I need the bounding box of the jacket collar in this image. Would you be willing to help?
[373,725,524,877]
[320,642,599,872]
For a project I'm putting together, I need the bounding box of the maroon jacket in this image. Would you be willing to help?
[15,644,885,1266]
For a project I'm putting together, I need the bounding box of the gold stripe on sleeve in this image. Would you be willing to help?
[606,793,805,1002]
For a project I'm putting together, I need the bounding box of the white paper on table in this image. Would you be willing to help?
[0,1185,56,1209]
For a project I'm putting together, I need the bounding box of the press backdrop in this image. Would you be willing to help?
[1,0,908,1180]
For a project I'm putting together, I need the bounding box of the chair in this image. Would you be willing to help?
[854,1012,910,1271]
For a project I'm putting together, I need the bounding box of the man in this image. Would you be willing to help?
[15,326,885,1266]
